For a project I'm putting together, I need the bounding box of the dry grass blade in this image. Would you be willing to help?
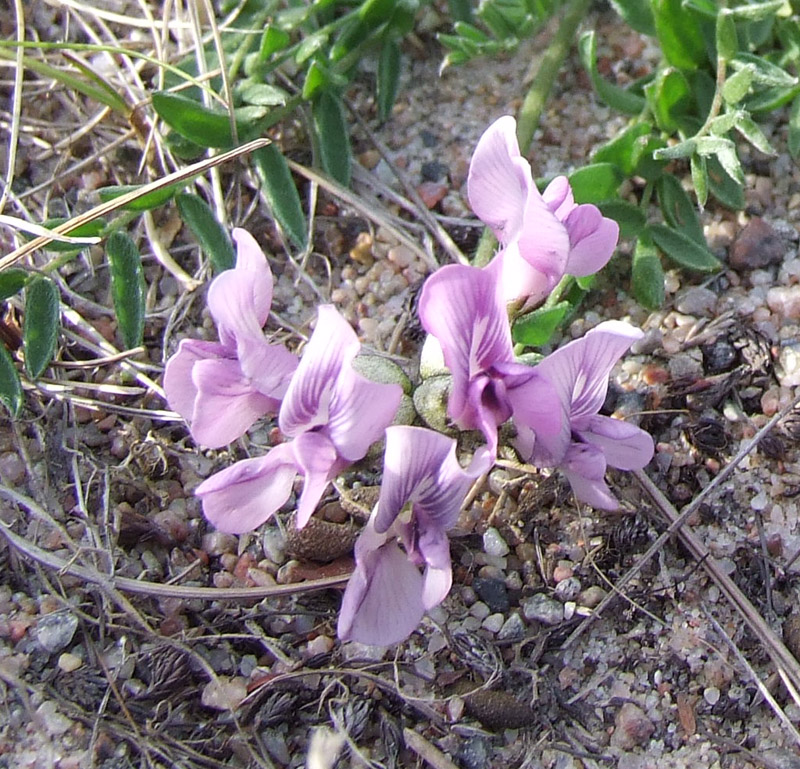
[702,606,800,747]
[0,0,25,215]
[0,138,271,270]
[403,728,460,769]
[563,386,800,650]
[0,504,349,601]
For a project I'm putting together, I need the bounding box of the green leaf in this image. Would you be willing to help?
[633,134,668,181]
[259,25,291,61]
[0,268,28,301]
[23,276,60,378]
[696,136,744,185]
[452,21,489,42]
[650,223,721,272]
[728,0,789,20]
[377,39,401,123]
[732,53,798,88]
[745,83,800,113]
[359,0,398,24]
[34,218,107,253]
[252,144,307,249]
[656,175,705,245]
[715,9,738,62]
[512,302,571,347]
[152,91,266,148]
[312,90,352,187]
[706,154,745,209]
[566,163,622,204]
[176,193,235,273]
[644,67,692,132]
[106,232,146,350]
[0,344,22,417]
[722,65,755,104]
[734,113,777,155]
[789,94,800,159]
[653,138,697,161]
[295,30,329,64]
[578,31,646,116]
[152,91,234,148]
[652,0,707,69]
[97,182,184,212]
[592,121,653,176]
[237,82,288,107]
[597,199,647,240]
[632,234,665,309]
[690,154,709,209]
[608,0,655,35]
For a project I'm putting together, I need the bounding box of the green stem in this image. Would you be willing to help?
[473,0,593,267]
[516,0,594,153]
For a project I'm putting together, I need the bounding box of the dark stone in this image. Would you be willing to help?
[420,129,438,148]
[702,339,738,374]
[472,577,510,614]
[729,217,787,270]
[420,160,449,182]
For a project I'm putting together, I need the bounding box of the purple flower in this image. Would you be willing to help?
[517,320,654,510]
[468,116,618,303]
[338,426,491,646]
[418,262,562,457]
[196,305,403,533]
[163,228,297,448]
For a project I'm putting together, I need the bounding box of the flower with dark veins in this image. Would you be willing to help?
[518,320,654,510]
[468,115,618,303]
[418,262,562,457]
[196,305,403,533]
[163,228,297,448]
[338,426,491,646]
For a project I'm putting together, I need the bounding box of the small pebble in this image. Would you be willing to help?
[469,601,491,620]
[497,612,525,641]
[201,676,248,711]
[482,527,510,557]
[554,577,581,602]
[675,287,717,316]
[36,701,72,736]
[58,652,83,673]
[704,686,721,706]
[730,217,787,269]
[611,702,655,750]
[521,594,563,625]
[472,577,510,613]
[481,613,505,633]
[578,586,606,608]
[37,610,78,653]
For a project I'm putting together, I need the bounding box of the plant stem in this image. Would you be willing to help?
[473,0,593,267]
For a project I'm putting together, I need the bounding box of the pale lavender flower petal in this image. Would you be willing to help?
[542,175,574,216]
[561,442,619,511]
[236,333,298,402]
[196,444,297,533]
[231,228,274,325]
[163,338,227,421]
[376,426,489,535]
[291,431,343,528]
[562,205,619,277]
[467,115,530,242]
[535,320,644,423]
[416,525,453,609]
[575,415,654,471]
[337,518,426,646]
[190,358,280,448]
[418,264,513,445]
[279,305,401,460]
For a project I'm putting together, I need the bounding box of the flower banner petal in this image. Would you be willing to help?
[196,444,297,533]
[577,415,654,471]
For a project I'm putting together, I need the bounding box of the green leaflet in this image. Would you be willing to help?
[252,144,308,249]
[650,223,722,272]
[23,276,60,378]
[512,302,571,347]
[176,193,236,273]
[0,344,22,417]
[312,90,352,187]
[106,232,146,350]
[632,233,665,310]
[656,175,705,245]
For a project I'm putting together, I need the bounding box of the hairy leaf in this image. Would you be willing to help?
[107,232,146,350]
[23,276,60,378]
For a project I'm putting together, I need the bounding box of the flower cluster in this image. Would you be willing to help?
[164,116,655,648]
